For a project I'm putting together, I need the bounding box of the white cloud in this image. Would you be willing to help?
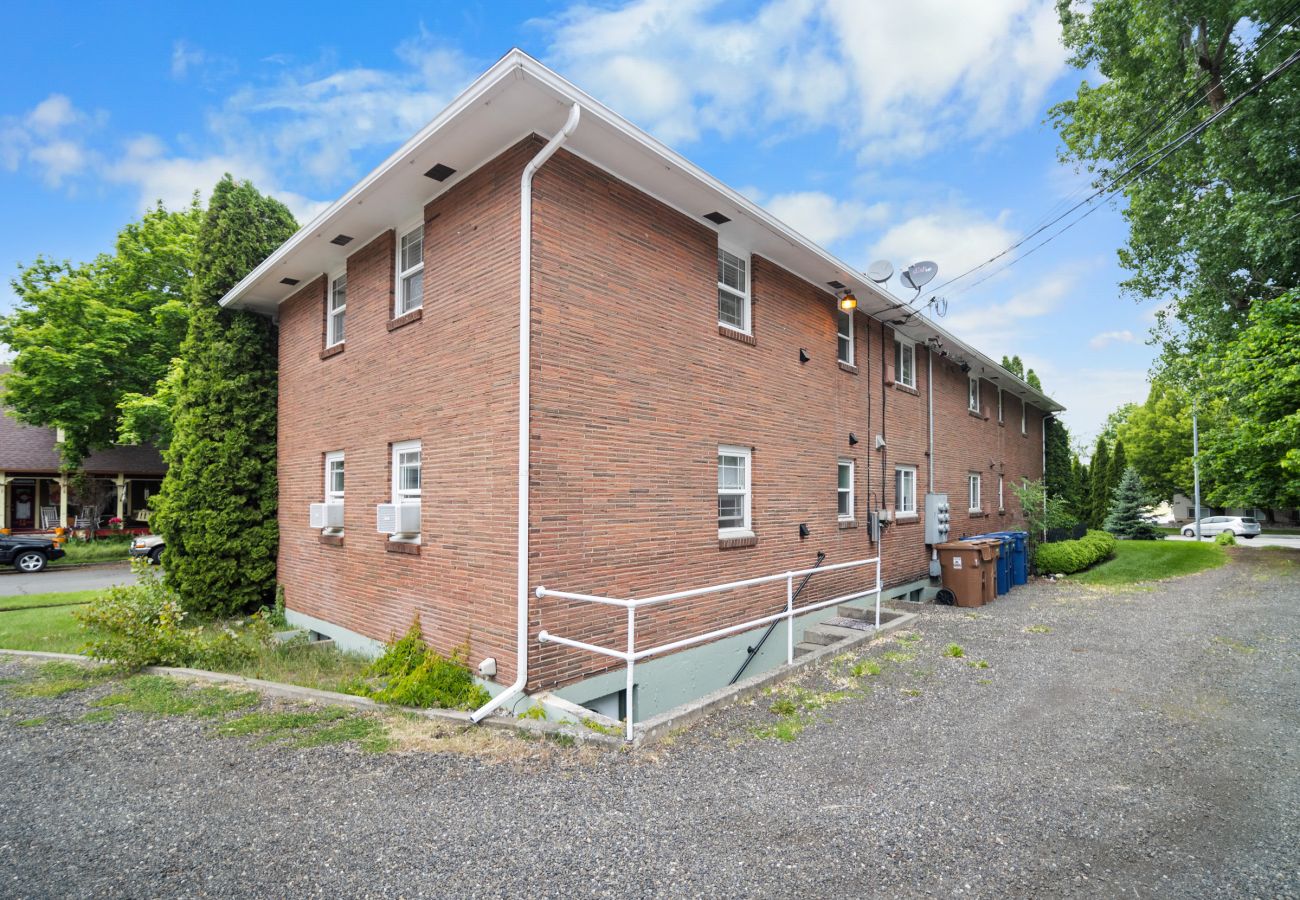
[1054,367,1150,446]
[763,191,889,247]
[171,40,206,79]
[544,0,1067,159]
[868,209,1016,277]
[0,94,102,186]
[1088,329,1134,350]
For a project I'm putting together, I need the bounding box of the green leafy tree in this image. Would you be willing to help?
[1012,478,1076,553]
[1098,403,1136,446]
[1000,355,1025,379]
[152,176,296,617]
[1201,289,1300,509]
[1118,380,1196,500]
[0,201,200,468]
[1088,437,1111,528]
[1104,467,1159,540]
[1025,368,1042,390]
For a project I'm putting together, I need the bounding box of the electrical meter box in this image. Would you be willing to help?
[925,493,951,545]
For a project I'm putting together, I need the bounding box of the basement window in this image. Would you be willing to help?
[837,311,853,366]
[718,445,752,537]
[894,339,915,388]
[968,377,980,413]
[717,246,750,334]
[396,223,424,316]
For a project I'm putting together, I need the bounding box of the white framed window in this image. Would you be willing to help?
[1021,401,1027,435]
[837,310,853,365]
[968,472,982,513]
[837,459,855,520]
[716,246,750,334]
[718,445,752,536]
[998,474,1005,511]
[392,440,421,505]
[997,389,1003,424]
[324,451,345,503]
[327,271,346,347]
[895,466,917,516]
[968,377,980,413]
[396,222,424,315]
[894,339,915,388]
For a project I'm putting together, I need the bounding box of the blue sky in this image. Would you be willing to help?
[0,0,1158,447]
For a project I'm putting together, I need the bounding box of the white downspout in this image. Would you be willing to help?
[471,102,582,724]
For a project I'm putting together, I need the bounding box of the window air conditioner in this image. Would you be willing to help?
[376,502,421,536]
[309,502,344,529]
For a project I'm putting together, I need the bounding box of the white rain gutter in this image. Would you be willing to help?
[471,102,582,724]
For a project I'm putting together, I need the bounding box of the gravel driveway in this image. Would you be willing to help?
[1,549,1297,898]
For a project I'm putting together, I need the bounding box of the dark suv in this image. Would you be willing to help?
[1,535,66,573]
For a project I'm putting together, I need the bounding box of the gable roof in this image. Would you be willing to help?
[220,49,1063,413]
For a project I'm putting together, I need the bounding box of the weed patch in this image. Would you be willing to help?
[1025,625,1052,634]
[881,650,917,664]
[79,709,116,724]
[851,659,882,678]
[943,643,965,658]
[6,661,113,699]
[94,675,259,717]
[16,716,47,727]
[340,618,489,711]
[967,659,990,669]
[218,708,390,752]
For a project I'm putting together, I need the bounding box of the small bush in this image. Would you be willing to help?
[76,562,269,670]
[1034,530,1117,575]
[1214,531,1237,546]
[343,618,490,712]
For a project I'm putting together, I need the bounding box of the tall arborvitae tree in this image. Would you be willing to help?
[1088,437,1111,528]
[1071,455,1090,519]
[152,176,296,616]
[1108,439,1128,503]
[1044,417,1073,509]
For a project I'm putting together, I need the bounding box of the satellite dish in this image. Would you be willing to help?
[865,260,893,283]
[900,269,916,291]
[904,260,938,290]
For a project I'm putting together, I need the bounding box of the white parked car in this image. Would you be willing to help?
[1182,516,1261,539]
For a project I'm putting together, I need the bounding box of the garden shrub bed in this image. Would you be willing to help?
[1035,529,1117,575]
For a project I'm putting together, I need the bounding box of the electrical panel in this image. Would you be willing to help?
[924,493,950,545]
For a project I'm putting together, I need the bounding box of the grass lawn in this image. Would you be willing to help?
[0,589,100,612]
[52,537,134,566]
[1071,540,1227,586]
[0,603,92,653]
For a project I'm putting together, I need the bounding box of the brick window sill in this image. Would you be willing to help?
[718,533,757,549]
[838,361,858,375]
[998,509,1007,516]
[318,532,344,547]
[894,384,919,396]
[718,325,756,346]
[838,519,857,530]
[968,409,986,420]
[385,539,421,555]
[320,343,345,360]
[388,307,423,332]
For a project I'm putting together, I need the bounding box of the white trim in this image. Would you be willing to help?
[968,472,982,513]
[895,465,917,515]
[716,244,751,335]
[837,458,855,521]
[717,445,752,537]
[396,220,425,316]
[326,270,347,347]
[894,338,915,388]
[391,439,421,506]
[324,451,345,503]
[837,310,854,366]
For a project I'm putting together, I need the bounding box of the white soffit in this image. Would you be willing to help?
[220,50,1062,413]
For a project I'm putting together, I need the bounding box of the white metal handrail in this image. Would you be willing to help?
[535,555,882,740]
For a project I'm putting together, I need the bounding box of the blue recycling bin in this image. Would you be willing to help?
[999,531,1028,586]
[964,533,1012,595]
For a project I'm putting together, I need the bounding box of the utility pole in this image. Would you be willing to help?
[1192,397,1202,541]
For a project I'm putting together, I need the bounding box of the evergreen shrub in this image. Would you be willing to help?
[1034,530,1118,575]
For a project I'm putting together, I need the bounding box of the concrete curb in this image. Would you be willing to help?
[633,610,919,746]
[0,560,133,576]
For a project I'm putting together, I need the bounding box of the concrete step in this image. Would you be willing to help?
[793,641,823,658]
[802,623,865,646]
[837,604,873,621]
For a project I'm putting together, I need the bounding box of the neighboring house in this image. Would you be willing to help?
[221,51,1063,722]
[1170,492,1296,525]
[0,366,165,532]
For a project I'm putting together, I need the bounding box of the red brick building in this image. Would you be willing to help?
[223,51,1062,724]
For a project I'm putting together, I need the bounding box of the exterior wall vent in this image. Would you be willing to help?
[329,234,353,246]
[424,164,456,181]
[703,211,731,225]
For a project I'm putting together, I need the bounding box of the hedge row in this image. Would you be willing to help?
[1034,529,1117,575]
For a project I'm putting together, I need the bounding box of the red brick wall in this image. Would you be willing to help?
[276,135,1046,694]
[277,137,541,676]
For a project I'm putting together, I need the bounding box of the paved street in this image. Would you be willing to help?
[1,549,1297,897]
[1166,532,1300,549]
[0,561,138,597]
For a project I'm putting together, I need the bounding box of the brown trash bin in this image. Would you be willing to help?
[935,542,985,607]
[966,539,999,604]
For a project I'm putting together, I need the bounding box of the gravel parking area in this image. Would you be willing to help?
[2,548,1297,898]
